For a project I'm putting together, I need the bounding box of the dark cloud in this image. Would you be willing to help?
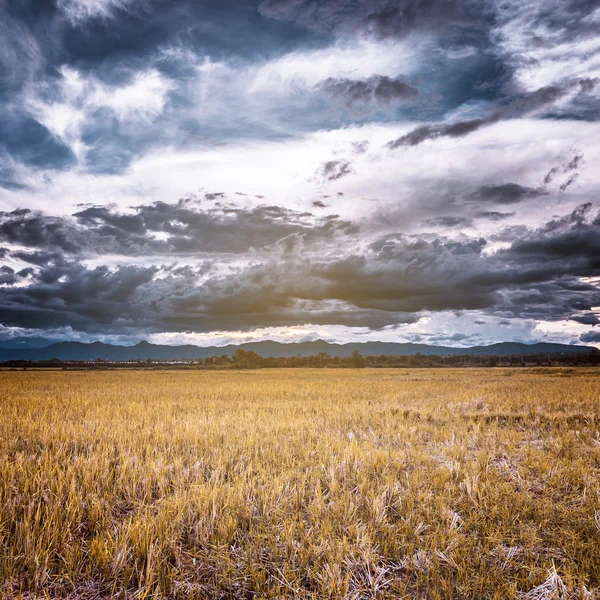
[566,153,584,171]
[501,204,600,277]
[320,75,418,109]
[560,173,579,192]
[0,209,88,253]
[318,159,352,181]
[498,278,600,322]
[475,211,515,221]
[0,260,160,332]
[352,141,369,154]
[316,235,497,314]
[544,168,559,185]
[0,200,358,257]
[471,183,545,204]
[423,216,472,228]
[580,330,600,343]
[355,205,600,321]
[388,118,486,148]
[276,210,600,322]
[10,250,66,267]
[1,203,599,334]
[387,80,597,149]
[0,256,419,333]
[258,0,484,40]
[205,192,226,200]
[570,313,600,326]
[1,0,599,341]
[544,152,584,187]
[0,265,18,286]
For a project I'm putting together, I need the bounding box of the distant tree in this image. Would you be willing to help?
[232,349,260,368]
[317,352,331,367]
[351,351,366,368]
[233,349,247,363]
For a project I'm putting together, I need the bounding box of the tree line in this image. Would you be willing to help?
[2,348,599,369]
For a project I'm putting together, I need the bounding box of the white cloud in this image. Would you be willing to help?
[174,38,426,138]
[4,317,595,349]
[21,66,175,164]
[442,46,478,60]
[2,118,600,231]
[89,69,175,121]
[57,0,142,22]
[146,311,596,348]
[492,1,600,92]
[27,100,89,161]
[55,65,175,123]
[249,38,425,91]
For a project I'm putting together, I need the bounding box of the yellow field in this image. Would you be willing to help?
[1,369,599,599]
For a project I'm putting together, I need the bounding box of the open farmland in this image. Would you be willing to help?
[1,368,599,599]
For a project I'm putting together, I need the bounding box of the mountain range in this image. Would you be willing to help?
[0,340,596,362]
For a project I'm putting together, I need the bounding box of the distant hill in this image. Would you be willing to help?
[0,337,59,349]
[0,339,596,362]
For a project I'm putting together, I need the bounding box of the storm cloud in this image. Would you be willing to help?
[387,80,597,149]
[471,184,546,205]
[2,203,599,335]
[0,200,358,257]
[1,0,599,346]
[581,330,600,343]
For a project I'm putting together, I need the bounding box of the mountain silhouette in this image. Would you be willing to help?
[0,340,595,362]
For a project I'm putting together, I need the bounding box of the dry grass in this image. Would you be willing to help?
[0,368,599,599]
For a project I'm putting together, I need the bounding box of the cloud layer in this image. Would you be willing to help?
[1,202,599,342]
[1,0,599,347]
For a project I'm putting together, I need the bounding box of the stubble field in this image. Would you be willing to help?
[0,368,599,599]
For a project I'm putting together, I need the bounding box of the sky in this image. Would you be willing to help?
[0,0,599,349]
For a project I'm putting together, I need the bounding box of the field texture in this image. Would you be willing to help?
[0,368,599,599]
